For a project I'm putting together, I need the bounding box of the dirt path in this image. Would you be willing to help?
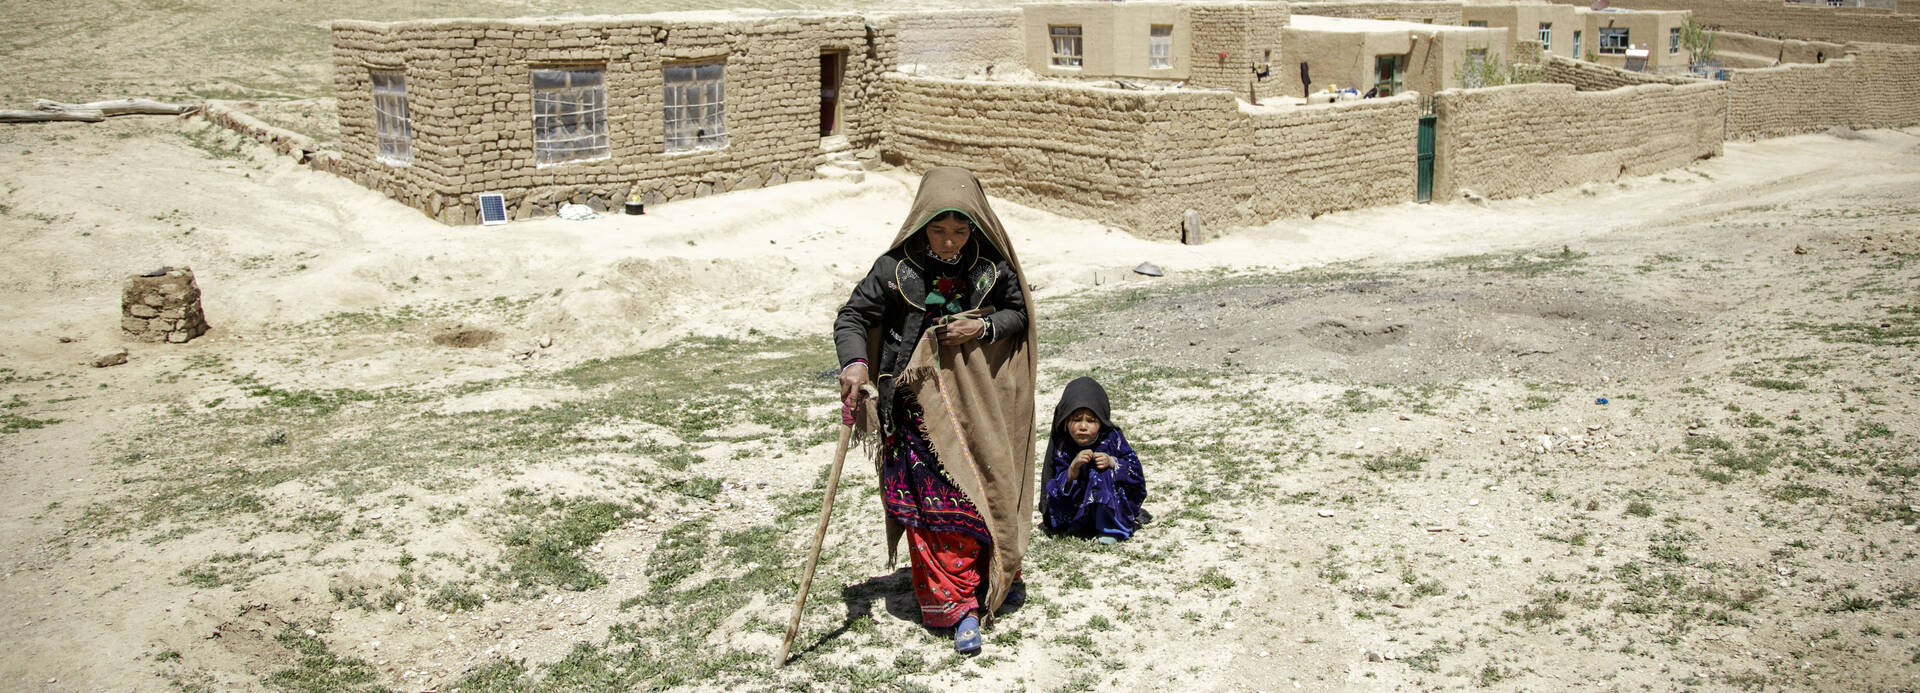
[0,118,1915,691]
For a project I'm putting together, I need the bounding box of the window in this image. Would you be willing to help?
[664,61,728,153]
[1050,25,1083,67]
[1572,30,1582,57]
[1148,25,1172,69]
[370,70,411,165]
[532,67,609,166]
[1374,54,1406,96]
[1599,27,1629,55]
[1539,23,1552,48]
[1467,20,1488,28]
[1670,27,1681,53]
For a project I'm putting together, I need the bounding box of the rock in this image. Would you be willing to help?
[537,335,553,349]
[1317,509,1335,518]
[1181,209,1206,246]
[1468,499,1480,506]
[1132,262,1163,277]
[91,348,128,368]
[1367,651,1383,662]
[395,602,406,614]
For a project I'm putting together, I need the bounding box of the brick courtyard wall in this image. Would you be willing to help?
[1289,2,1464,25]
[1432,81,1725,201]
[878,9,1024,75]
[1710,30,1849,67]
[1542,55,1698,90]
[1187,3,1291,101]
[880,74,1421,237]
[1247,96,1420,219]
[1725,42,1920,138]
[1549,0,1920,45]
[331,15,892,224]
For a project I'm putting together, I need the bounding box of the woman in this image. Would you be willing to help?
[833,167,1036,655]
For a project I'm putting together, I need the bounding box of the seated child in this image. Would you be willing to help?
[1041,377,1147,544]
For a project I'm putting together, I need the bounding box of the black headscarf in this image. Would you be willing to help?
[1046,377,1119,466]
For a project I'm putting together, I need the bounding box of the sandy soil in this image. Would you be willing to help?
[0,110,1915,691]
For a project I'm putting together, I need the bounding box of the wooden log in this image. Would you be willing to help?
[35,98,196,116]
[0,109,105,123]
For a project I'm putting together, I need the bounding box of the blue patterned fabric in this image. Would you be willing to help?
[1041,427,1146,539]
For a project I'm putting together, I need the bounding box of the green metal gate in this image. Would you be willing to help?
[1416,113,1436,203]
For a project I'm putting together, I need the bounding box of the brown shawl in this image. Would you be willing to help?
[871,167,1037,621]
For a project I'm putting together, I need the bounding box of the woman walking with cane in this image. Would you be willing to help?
[833,167,1036,655]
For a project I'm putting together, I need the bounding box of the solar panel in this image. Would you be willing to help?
[477,193,508,225]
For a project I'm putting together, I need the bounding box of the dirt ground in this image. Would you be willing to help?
[1,109,1915,691]
[1,3,1918,689]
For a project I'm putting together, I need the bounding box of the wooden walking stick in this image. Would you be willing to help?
[775,385,871,667]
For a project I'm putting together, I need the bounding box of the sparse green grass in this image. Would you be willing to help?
[264,625,386,693]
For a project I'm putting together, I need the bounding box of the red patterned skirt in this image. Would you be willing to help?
[883,391,990,627]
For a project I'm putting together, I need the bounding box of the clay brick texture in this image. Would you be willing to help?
[1549,0,1920,45]
[1289,2,1465,25]
[1725,42,1920,139]
[332,15,895,224]
[881,74,1418,239]
[1433,82,1726,201]
[1543,55,1696,91]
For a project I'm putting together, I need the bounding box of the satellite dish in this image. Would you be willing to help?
[1590,0,1609,9]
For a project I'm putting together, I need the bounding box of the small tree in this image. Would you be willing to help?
[1457,45,1544,88]
[1679,16,1715,71]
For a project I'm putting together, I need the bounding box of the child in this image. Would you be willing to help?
[1041,377,1146,544]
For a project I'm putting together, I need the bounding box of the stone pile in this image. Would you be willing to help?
[122,266,209,343]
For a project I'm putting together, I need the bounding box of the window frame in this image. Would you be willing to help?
[1598,27,1630,55]
[1050,25,1083,68]
[663,60,730,153]
[1467,20,1489,28]
[1572,30,1582,57]
[1147,25,1173,70]
[1669,27,1681,54]
[531,66,611,167]
[1539,23,1552,49]
[371,69,412,166]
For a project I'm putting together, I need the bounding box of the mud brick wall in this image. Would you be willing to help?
[1725,42,1920,139]
[880,75,1167,232]
[877,9,1024,75]
[1247,95,1419,219]
[1710,31,1848,67]
[1542,55,1697,91]
[1289,2,1464,25]
[881,74,1425,237]
[1548,0,1920,45]
[1186,3,1291,101]
[1433,81,1725,201]
[331,15,892,225]
[122,267,209,344]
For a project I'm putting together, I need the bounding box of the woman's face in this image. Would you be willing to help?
[925,216,972,261]
[1065,409,1102,447]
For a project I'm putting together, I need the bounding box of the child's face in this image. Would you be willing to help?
[1065,409,1102,446]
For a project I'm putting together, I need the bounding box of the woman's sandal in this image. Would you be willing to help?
[953,614,983,655]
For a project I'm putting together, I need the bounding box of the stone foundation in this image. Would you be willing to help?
[122,267,209,344]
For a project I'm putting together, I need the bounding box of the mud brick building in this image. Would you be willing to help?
[324,0,1920,238]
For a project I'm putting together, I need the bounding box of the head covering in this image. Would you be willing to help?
[1051,377,1114,434]
[882,167,1037,622]
[1047,376,1118,456]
